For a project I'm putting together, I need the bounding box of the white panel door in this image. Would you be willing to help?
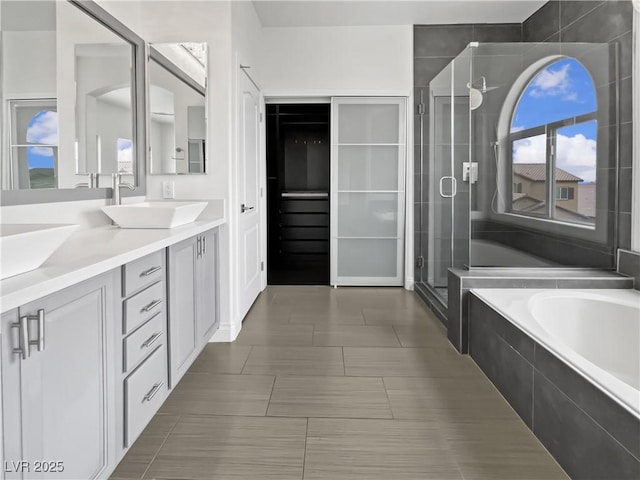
[331,97,406,286]
[236,69,261,320]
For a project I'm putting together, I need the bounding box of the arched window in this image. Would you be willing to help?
[509,58,597,226]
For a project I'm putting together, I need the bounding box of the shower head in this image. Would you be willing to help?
[466,76,501,94]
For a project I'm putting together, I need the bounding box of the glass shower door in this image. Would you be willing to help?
[426,51,472,305]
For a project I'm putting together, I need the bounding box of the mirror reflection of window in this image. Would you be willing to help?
[8,100,59,189]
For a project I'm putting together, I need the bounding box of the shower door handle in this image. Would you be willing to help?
[439,176,457,198]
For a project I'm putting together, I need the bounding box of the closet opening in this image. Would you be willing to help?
[266,103,330,285]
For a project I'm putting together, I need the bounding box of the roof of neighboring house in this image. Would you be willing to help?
[512,195,593,220]
[513,163,583,182]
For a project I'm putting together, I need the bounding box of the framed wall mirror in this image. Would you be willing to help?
[0,0,146,205]
[148,43,207,175]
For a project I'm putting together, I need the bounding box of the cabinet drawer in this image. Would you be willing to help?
[123,251,164,296]
[124,313,165,373]
[123,281,164,334]
[124,345,167,446]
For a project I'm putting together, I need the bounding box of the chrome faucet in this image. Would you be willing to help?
[111,173,135,205]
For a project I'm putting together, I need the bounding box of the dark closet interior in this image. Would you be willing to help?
[266,104,330,285]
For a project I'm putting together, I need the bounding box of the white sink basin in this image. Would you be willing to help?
[102,201,207,229]
[0,224,78,280]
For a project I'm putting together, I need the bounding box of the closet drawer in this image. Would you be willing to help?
[123,281,164,334]
[123,313,165,373]
[124,345,167,446]
[123,251,164,296]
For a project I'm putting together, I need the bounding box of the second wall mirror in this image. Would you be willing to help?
[148,43,207,175]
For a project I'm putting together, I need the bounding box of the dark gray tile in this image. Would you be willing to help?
[618,212,632,250]
[472,23,522,43]
[596,125,617,169]
[414,25,473,57]
[523,0,560,42]
[560,1,603,30]
[619,167,633,214]
[462,277,557,289]
[619,76,633,124]
[533,371,640,479]
[414,57,455,87]
[618,250,640,289]
[614,30,634,79]
[534,344,640,460]
[619,122,633,169]
[560,0,633,43]
[556,278,632,289]
[469,294,535,362]
[469,296,534,427]
[446,270,462,352]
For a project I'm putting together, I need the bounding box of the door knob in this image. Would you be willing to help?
[241,204,255,213]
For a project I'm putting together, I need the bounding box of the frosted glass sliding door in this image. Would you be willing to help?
[330,97,406,286]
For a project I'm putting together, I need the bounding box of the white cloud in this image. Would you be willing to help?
[556,133,597,183]
[529,63,578,101]
[511,125,526,133]
[28,146,54,157]
[512,133,596,183]
[513,135,546,164]
[26,111,58,145]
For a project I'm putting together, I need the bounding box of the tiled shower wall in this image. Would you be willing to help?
[523,0,635,251]
[413,0,635,277]
[413,23,522,284]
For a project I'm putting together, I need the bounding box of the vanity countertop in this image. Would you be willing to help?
[0,216,225,313]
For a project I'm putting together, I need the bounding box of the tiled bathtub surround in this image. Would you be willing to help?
[468,293,640,479]
[618,249,640,289]
[447,268,633,352]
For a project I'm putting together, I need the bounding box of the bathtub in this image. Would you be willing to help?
[470,288,640,419]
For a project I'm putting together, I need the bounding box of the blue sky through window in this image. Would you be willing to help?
[26,110,58,169]
[512,58,597,185]
[511,58,597,132]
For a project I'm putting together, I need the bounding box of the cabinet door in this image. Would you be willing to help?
[167,236,198,388]
[198,229,219,345]
[2,272,117,480]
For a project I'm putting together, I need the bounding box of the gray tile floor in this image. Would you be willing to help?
[111,286,568,480]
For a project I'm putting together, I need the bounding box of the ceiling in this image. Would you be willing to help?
[251,0,547,27]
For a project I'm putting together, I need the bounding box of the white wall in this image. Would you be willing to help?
[256,24,415,288]
[95,0,237,338]
[257,25,413,96]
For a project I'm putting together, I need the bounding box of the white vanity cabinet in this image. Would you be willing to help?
[1,271,119,480]
[167,228,218,388]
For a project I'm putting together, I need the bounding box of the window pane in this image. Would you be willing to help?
[14,105,58,145]
[117,138,133,174]
[12,146,57,189]
[553,120,596,226]
[511,134,547,215]
[511,58,597,132]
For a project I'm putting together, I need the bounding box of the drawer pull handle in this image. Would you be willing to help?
[141,332,162,349]
[140,266,162,277]
[143,382,164,402]
[141,299,162,313]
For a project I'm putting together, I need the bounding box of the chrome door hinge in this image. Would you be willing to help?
[416,256,424,268]
[260,261,264,271]
[417,103,426,116]
[259,112,263,123]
